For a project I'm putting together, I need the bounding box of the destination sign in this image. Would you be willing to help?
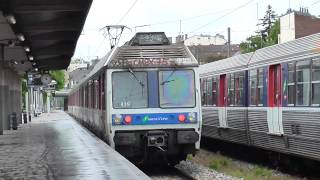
[108,58,198,68]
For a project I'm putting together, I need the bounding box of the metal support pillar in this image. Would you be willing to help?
[28,87,32,121]
[227,27,231,57]
[0,45,3,134]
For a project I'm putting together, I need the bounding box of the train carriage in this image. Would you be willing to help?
[68,32,202,165]
[200,33,320,161]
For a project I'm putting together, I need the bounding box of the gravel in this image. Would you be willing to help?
[175,160,240,180]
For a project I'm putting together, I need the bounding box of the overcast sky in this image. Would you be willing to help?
[73,0,320,61]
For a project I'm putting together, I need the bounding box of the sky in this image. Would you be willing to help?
[73,0,320,61]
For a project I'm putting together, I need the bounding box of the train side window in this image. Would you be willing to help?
[227,73,235,106]
[207,77,213,105]
[249,69,257,106]
[212,77,217,106]
[203,78,208,105]
[235,71,244,106]
[288,62,295,106]
[312,58,320,106]
[296,60,311,106]
[257,68,264,106]
[200,78,205,105]
[102,73,105,110]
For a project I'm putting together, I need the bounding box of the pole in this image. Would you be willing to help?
[227,27,231,57]
[0,45,4,134]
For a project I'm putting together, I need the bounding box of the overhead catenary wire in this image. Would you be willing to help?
[117,0,139,24]
[133,8,232,31]
[189,0,257,34]
[310,0,320,6]
[87,0,139,60]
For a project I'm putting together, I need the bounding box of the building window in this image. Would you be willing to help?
[227,73,235,106]
[287,62,295,106]
[257,68,264,106]
[234,72,244,106]
[312,58,320,106]
[296,60,311,106]
[249,69,257,106]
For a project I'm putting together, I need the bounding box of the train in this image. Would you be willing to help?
[68,32,202,165]
[199,33,320,161]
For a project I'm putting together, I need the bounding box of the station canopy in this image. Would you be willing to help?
[0,0,93,72]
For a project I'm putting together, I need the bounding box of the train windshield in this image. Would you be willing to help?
[159,70,195,108]
[112,71,148,108]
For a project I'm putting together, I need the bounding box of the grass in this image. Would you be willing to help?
[188,150,293,180]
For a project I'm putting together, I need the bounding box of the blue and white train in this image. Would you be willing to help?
[200,33,320,161]
[68,32,202,165]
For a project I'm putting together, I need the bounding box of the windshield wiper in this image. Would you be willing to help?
[128,68,145,87]
[160,79,175,85]
[160,69,176,85]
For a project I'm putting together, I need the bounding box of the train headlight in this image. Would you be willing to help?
[124,115,132,124]
[114,114,122,125]
[178,114,186,122]
[188,112,196,122]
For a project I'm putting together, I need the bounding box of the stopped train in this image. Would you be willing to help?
[68,32,202,165]
[200,33,320,161]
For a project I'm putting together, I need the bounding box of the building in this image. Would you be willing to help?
[279,8,320,43]
[183,34,227,46]
[67,60,89,72]
[188,44,240,64]
[67,58,99,88]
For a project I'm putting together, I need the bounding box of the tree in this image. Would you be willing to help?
[240,5,279,53]
[265,20,280,46]
[49,70,65,90]
[240,35,264,53]
[258,5,277,40]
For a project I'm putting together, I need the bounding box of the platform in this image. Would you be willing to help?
[0,111,150,180]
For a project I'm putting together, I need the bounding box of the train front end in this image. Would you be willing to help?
[106,32,202,165]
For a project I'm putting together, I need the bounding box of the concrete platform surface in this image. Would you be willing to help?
[0,111,150,180]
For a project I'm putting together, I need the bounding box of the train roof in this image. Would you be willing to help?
[199,33,320,76]
[69,50,112,92]
[199,53,253,77]
[106,44,198,69]
[249,33,320,68]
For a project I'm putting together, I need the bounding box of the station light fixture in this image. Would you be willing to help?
[24,46,30,52]
[6,15,16,24]
[28,56,34,61]
[32,62,37,66]
[16,34,25,41]
[34,68,38,72]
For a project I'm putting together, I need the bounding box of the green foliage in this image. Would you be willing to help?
[252,166,273,177]
[240,35,264,53]
[240,5,279,53]
[186,154,193,161]
[208,154,231,170]
[266,20,280,45]
[49,70,65,90]
[258,5,277,40]
[240,19,279,53]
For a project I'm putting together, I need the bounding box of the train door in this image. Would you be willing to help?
[267,64,284,134]
[218,74,228,127]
